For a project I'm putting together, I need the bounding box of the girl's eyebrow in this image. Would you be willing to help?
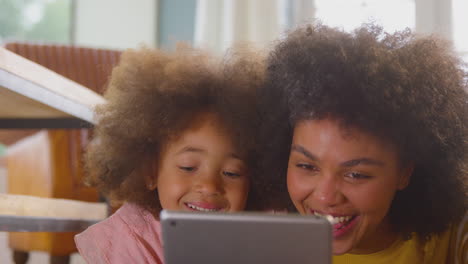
[291,145,385,167]
[176,146,205,155]
[176,146,243,160]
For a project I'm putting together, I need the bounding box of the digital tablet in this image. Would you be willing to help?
[160,210,331,264]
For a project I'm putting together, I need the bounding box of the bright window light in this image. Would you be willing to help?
[453,0,468,58]
[315,0,415,33]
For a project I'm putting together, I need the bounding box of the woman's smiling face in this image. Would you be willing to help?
[287,118,412,255]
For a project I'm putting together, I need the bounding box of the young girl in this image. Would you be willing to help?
[258,23,467,263]
[75,46,265,263]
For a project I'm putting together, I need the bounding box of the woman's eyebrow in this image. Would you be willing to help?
[291,145,385,167]
[230,153,243,160]
[340,158,385,167]
[291,145,318,161]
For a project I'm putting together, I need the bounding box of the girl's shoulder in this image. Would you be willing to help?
[74,203,164,264]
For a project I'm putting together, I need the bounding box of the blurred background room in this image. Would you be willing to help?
[0,0,466,263]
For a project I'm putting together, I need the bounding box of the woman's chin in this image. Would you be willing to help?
[331,216,361,255]
[332,242,353,255]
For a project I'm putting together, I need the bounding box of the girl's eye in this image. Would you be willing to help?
[179,166,196,172]
[223,171,241,178]
[346,172,370,180]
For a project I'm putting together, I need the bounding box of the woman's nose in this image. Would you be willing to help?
[313,175,344,207]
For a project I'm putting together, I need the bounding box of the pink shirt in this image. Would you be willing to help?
[75,203,164,264]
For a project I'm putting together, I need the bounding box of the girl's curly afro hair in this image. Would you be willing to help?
[85,45,266,213]
[258,23,467,239]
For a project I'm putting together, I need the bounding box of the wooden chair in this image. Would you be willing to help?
[4,42,120,95]
[1,43,121,264]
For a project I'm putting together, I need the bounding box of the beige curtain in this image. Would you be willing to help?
[194,0,289,54]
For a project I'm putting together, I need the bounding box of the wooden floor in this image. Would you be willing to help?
[0,167,85,264]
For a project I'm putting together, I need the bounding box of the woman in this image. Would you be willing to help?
[258,23,467,263]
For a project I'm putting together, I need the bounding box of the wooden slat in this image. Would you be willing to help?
[4,43,121,94]
[0,47,106,124]
[0,194,106,220]
[0,215,100,232]
[0,84,70,118]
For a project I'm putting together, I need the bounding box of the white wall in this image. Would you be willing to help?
[74,0,158,50]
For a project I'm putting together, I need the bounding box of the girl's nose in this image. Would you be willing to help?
[194,173,224,196]
[313,175,344,207]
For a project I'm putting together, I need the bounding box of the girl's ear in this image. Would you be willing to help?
[144,158,158,191]
[397,163,413,190]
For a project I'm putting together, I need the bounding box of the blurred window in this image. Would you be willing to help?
[453,0,468,63]
[0,0,73,44]
[314,0,415,33]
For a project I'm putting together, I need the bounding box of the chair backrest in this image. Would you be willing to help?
[3,42,122,196]
[4,42,121,95]
[0,43,121,146]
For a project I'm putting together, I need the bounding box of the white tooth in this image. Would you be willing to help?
[187,203,218,212]
[325,215,336,224]
[314,212,354,225]
[323,215,354,225]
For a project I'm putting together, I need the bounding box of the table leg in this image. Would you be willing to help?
[50,255,70,264]
[13,250,29,264]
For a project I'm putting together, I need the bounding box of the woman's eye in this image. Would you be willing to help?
[179,166,196,172]
[296,163,317,171]
[223,171,241,178]
[346,172,370,180]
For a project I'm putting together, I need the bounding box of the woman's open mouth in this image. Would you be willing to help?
[312,211,358,238]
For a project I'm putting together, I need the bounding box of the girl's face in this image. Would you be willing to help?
[287,118,411,255]
[154,112,249,213]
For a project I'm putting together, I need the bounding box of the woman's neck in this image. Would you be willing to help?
[350,217,400,254]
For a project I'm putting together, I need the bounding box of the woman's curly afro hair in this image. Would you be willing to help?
[86,45,265,213]
[258,23,467,239]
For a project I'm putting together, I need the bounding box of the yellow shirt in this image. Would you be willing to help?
[333,214,467,264]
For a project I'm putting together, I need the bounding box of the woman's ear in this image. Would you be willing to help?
[144,158,158,191]
[397,163,414,190]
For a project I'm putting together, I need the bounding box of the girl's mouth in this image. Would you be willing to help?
[184,202,223,212]
[312,211,358,238]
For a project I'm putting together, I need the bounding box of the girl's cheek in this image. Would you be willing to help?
[235,181,250,202]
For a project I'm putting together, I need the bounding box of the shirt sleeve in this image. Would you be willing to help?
[74,203,165,264]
